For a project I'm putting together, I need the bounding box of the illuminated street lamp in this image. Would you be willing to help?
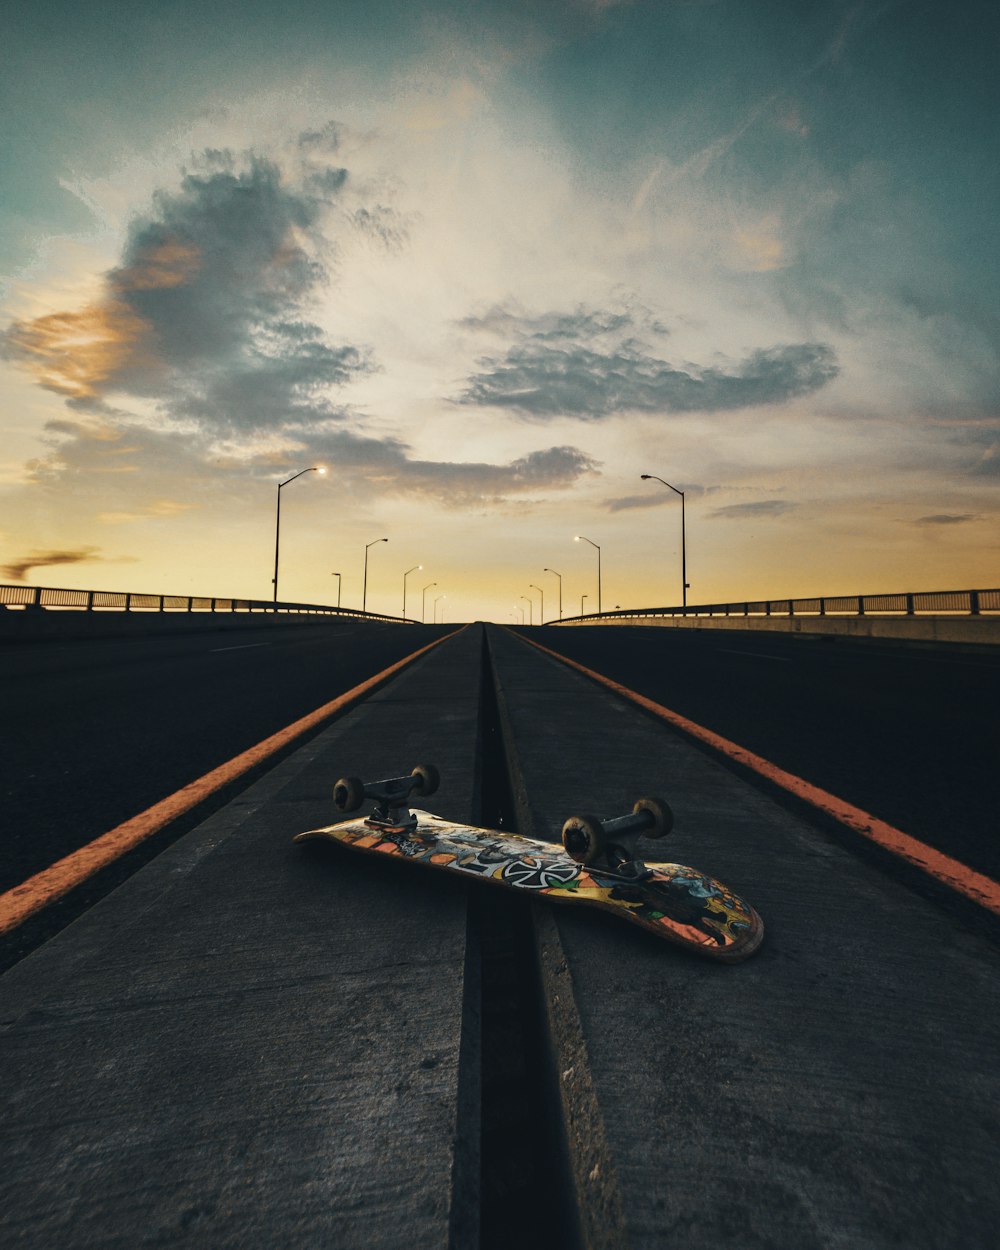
[402,564,422,618]
[363,538,388,613]
[520,594,533,626]
[331,572,341,609]
[543,568,563,620]
[422,582,437,622]
[574,535,601,615]
[272,466,325,604]
[641,474,689,608]
[529,583,544,625]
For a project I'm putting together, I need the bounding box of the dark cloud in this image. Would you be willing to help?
[2,154,375,433]
[459,303,662,342]
[605,493,673,512]
[457,336,839,419]
[0,546,123,581]
[915,513,979,525]
[708,500,796,520]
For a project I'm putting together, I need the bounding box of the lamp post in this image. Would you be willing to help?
[402,565,422,618]
[574,535,601,614]
[434,595,445,623]
[515,604,525,624]
[331,572,341,609]
[363,538,388,613]
[272,466,325,603]
[581,593,588,615]
[640,474,689,608]
[422,582,437,622]
[543,568,563,620]
[520,594,533,626]
[529,583,544,625]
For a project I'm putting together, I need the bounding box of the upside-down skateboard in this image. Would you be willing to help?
[294,765,763,962]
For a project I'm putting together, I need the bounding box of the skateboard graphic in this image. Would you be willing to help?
[294,766,764,961]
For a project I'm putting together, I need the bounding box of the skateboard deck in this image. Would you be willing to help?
[295,773,763,961]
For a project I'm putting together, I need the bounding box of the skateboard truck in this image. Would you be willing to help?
[561,797,673,881]
[333,764,441,831]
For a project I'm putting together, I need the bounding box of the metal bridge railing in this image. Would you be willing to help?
[556,588,1000,624]
[0,583,410,623]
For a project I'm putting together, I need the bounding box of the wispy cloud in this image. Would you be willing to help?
[709,500,797,520]
[456,303,837,419]
[0,546,133,581]
[914,513,979,525]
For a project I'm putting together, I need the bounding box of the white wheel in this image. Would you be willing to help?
[632,796,673,838]
[410,763,440,797]
[561,814,605,865]
[333,775,365,812]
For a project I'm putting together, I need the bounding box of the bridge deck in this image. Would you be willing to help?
[2,622,998,1248]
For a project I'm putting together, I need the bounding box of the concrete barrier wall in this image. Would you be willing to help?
[554,612,1000,646]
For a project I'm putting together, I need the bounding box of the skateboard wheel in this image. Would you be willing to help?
[561,814,605,865]
[410,763,440,798]
[632,796,673,838]
[333,776,365,812]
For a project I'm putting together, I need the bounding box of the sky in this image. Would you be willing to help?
[1,0,997,622]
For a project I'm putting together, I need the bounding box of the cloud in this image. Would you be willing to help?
[455,303,837,418]
[708,500,797,520]
[3,143,602,510]
[0,546,132,581]
[914,513,979,525]
[459,339,838,419]
[98,499,196,524]
[605,493,673,513]
[2,153,372,433]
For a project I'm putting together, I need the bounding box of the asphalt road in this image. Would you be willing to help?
[528,625,1000,881]
[1,621,450,895]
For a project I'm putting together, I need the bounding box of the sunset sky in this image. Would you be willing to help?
[2,0,997,621]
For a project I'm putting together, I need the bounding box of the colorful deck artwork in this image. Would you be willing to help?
[295,811,763,961]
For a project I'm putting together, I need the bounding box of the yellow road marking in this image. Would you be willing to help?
[0,628,464,936]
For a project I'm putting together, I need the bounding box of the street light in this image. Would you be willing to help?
[515,604,525,624]
[434,594,445,623]
[520,594,533,626]
[422,582,437,622]
[574,535,601,615]
[331,572,341,609]
[641,474,689,608]
[272,466,325,603]
[402,565,422,618]
[529,583,544,625]
[543,568,563,620]
[581,593,588,615]
[363,538,388,613]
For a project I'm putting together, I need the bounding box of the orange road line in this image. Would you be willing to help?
[0,627,466,937]
[521,632,1000,918]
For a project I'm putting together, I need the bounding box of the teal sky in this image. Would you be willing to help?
[1,0,997,618]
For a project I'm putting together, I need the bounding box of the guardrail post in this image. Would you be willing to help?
[819,598,826,616]
[765,601,771,616]
[159,595,165,612]
[211,598,217,613]
[970,590,980,616]
[906,594,914,615]
[858,596,865,615]
[789,600,795,617]
[87,591,95,612]
[187,597,193,613]
[125,593,132,613]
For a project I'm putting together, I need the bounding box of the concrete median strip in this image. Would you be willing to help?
[520,631,1000,918]
[0,627,465,936]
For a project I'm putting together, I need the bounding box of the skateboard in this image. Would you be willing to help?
[294,765,764,962]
